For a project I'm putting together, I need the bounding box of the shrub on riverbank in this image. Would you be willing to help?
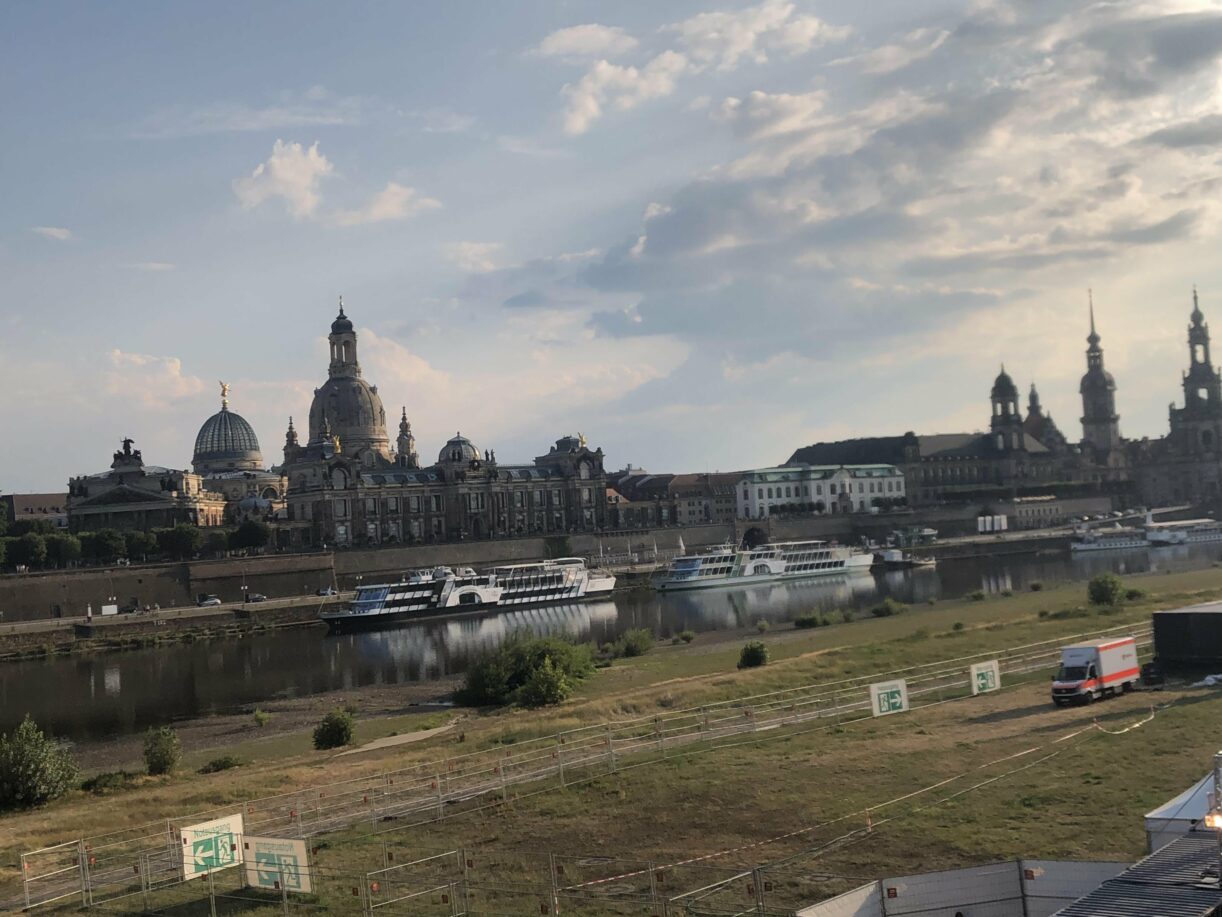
[738,641,769,669]
[313,710,355,750]
[1088,573,1125,607]
[459,634,595,708]
[612,628,654,658]
[143,726,182,776]
[870,598,907,618]
[0,716,80,811]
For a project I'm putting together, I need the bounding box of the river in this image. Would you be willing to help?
[3,542,1219,741]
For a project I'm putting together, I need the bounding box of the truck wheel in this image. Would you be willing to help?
[1082,692,1094,705]
[1052,698,1065,708]
[1121,681,1133,693]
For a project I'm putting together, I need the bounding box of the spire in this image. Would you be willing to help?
[285,416,298,446]
[400,406,410,431]
[1087,290,1100,349]
[1192,285,1204,325]
[1029,382,1041,412]
[338,294,345,319]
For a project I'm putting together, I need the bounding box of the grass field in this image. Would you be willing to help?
[6,565,1222,911]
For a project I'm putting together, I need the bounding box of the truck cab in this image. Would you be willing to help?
[1051,637,1139,706]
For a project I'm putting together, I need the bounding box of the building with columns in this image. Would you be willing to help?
[280,305,608,547]
[191,384,287,522]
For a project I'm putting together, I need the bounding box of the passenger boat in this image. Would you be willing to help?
[873,548,937,569]
[1069,527,1149,552]
[321,558,616,632]
[1145,518,1222,546]
[654,540,873,592]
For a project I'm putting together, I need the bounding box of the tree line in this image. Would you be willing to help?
[0,516,271,570]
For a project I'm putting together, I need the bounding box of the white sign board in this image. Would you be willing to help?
[970,660,1001,696]
[242,836,312,893]
[869,679,909,717]
[179,814,244,879]
[101,604,119,617]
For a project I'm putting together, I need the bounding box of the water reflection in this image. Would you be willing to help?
[4,541,1222,741]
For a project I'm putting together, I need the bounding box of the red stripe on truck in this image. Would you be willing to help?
[1100,666,1139,685]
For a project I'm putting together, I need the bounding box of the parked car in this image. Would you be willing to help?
[248,593,267,603]
[317,586,338,596]
[196,595,222,607]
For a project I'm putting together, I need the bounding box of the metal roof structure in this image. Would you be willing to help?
[1053,834,1221,917]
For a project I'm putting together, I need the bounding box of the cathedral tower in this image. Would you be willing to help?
[1169,288,1222,456]
[990,366,1024,452]
[307,299,391,464]
[1080,296,1121,454]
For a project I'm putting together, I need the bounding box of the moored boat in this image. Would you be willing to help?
[321,558,615,632]
[655,540,872,592]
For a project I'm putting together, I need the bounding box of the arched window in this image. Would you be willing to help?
[330,468,348,490]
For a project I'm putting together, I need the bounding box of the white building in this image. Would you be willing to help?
[736,464,906,519]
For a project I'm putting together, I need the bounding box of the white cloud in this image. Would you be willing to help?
[713,90,827,140]
[232,139,333,219]
[331,182,441,227]
[535,24,639,61]
[134,87,369,139]
[446,241,504,274]
[563,51,688,134]
[667,0,848,72]
[831,27,951,75]
[552,1,847,133]
[31,226,72,241]
[122,261,176,272]
[104,350,205,409]
[407,109,476,133]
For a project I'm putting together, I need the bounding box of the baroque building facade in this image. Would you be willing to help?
[67,438,227,532]
[280,306,607,547]
[1132,291,1222,506]
[787,309,1133,509]
[192,384,287,521]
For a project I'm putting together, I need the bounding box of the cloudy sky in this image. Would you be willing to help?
[5,0,1222,492]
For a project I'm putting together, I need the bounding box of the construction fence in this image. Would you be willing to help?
[19,621,1153,912]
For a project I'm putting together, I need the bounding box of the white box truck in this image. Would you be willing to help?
[1051,636,1139,706]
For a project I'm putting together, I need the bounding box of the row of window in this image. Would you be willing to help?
[749,478,903,501]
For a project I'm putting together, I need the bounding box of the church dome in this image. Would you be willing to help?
[308,376,389,458]
[331,308,353,334]
[991,367,1019,400]
[439,433,480,464]
[194,406,263,473]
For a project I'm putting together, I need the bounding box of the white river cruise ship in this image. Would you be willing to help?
[321,558,615,632]
[655,540,873,592]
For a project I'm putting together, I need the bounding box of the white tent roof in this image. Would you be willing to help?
[1144,774,1211,829]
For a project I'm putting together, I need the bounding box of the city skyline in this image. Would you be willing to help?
[7,1,1222,491]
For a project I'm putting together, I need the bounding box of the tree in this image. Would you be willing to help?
[204,531,230,556]
[157,524,203,560]
[460,634,595,707]
[143,726,182,776]
[1087,573,1126,607]
[124,530,157,561]
[10,532,47,569]
[44,533,82,568]
[737,641,769,669]
[0,716,80,811]
[313,710,355,750]
[0,538,6,568]
[11,518,56,537]
[229,519,270,552]
[516,656,572,707]
[81,529,126,565]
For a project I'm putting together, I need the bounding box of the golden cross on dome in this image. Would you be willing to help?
[219,381,230,408]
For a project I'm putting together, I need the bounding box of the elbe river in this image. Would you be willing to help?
[3,542,1219,741]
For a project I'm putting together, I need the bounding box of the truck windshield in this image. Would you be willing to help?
[1057,664,1088,681]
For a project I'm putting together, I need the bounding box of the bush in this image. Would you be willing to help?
[313,710,355,750]
[968,590,986,602]
[756,619,770,633]
[738,641,769,669]
[1029,581,1044,592]
[460,634,595,707]
[198,755,242,774]
[952,621,965,632]
[794,613,822,629]
[870,597,907,618]
[81,770,138,795]
[516,657,572,708]
[1125,587,1146,601]
[0,717,80,810]
[677,630,696,643]
[143,726,182,776]
[614,628,654,658]
[1087,574,1125,607]
[252,709,271,728]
